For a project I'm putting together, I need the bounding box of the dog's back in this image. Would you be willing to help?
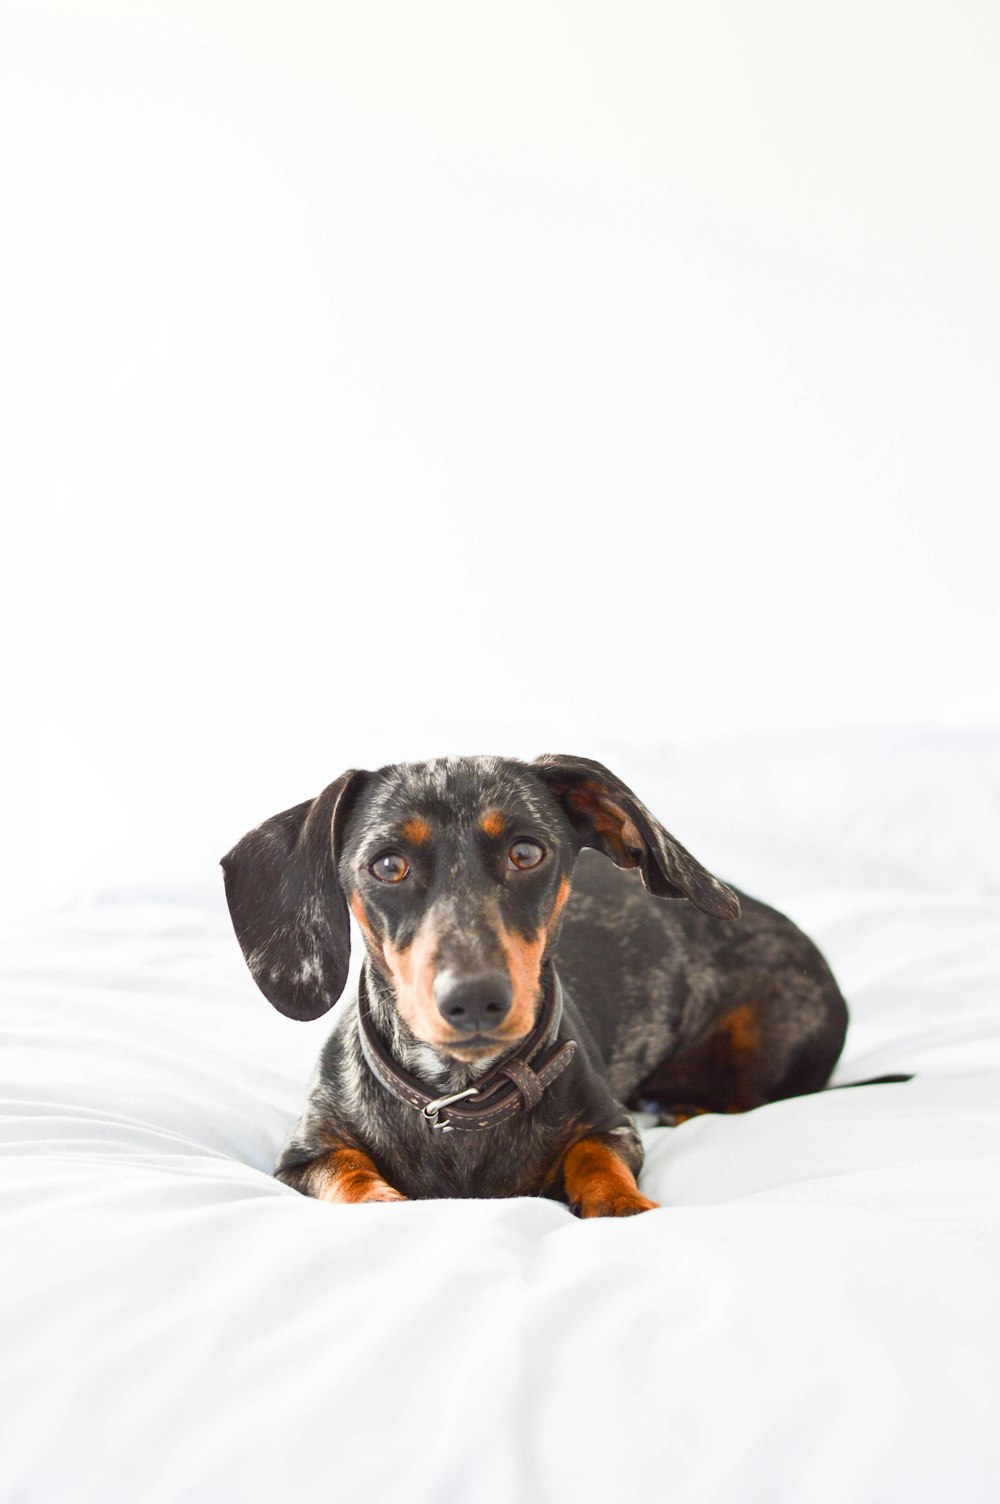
[557,850,848,1109]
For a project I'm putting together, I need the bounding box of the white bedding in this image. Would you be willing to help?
[3,733,1000,1503]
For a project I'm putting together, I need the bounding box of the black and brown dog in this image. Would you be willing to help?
[222,755,849,1218]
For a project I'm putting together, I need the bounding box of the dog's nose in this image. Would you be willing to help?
[434,971,513,1035]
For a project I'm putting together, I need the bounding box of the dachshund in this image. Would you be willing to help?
[222,755,849,1217]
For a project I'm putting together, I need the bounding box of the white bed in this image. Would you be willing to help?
[3,729,999,1503]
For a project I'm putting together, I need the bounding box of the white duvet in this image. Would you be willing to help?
[3,730,1000,1504]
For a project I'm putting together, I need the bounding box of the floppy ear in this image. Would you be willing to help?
[531,754,740,920]
[220,769,369,1019]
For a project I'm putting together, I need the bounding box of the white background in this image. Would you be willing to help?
[2,0,998,917]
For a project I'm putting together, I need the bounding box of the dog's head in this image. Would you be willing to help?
[221,755,739,1063]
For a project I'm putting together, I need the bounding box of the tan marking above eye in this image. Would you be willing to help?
[371,852,409,883]
[400,817,431,844]
[479,810,506,838]
[508,839,546,870]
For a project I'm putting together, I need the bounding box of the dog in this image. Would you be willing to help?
[222,754,849,1217]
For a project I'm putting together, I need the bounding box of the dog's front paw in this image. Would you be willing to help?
[357,1183,408,1204]
[562,1135,659,1219]
[307,1147,408,1205]
[317,1179,407,1205]
[574,1186,659,1219]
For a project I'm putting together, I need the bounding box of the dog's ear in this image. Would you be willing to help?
[220,770,369,1020]
[531,754,740,919]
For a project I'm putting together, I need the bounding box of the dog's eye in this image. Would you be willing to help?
[371,852,409,884]
[508,840,545,871]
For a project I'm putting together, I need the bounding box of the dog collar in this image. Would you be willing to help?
[356,968,577,1132]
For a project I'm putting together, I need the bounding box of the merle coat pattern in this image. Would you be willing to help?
[221,755,848,1216]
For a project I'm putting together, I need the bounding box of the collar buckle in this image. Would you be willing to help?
[422,1086,479,1132]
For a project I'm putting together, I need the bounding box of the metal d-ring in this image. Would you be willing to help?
[422,1085,479,1133]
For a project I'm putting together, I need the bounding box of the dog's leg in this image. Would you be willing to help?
[560,1136,659,1219]
[277,1146,407,1204]
[636,988,843,1118]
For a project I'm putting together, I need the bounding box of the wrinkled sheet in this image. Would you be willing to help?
[3,880,999,1503]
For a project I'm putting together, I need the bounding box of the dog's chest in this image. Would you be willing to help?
[357,1089,572,1201]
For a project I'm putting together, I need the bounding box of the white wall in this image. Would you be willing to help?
[2,1,998,916]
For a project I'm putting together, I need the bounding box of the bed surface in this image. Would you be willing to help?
[3,729,999,1503]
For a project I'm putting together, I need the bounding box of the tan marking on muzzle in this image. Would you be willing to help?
[351,898,453,1044]
[488,877,571,1042]
[382,921,458,1045]
[494,925,547,1040]
[549,874,571,927]
[377,883,570,1052]
[349,893,377,947]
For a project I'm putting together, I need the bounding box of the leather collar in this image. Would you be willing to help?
[357,967,577,1132]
